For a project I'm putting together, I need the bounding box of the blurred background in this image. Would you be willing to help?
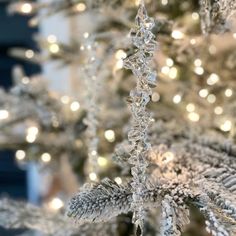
[0,0,235,235]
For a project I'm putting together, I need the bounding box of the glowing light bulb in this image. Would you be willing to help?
[114,177,122,185]
[214,106,223,115]
[152,92,160,102]
[104,129,115,142]
[208,45,217,54]
[83,32,89,39]
[168,67,178,79]
[20,3,32,14]
[220,120,232,132]
[190,38,196,45]
[75,3,86,12]
[186,103,195,112]
[194,66,204,75]
[26,126,39,143]
[207,73,219,85]
[22,77,30,84]
[199,89,209,98]
[25,50,34,58]
[91,150,97,156]
[162,151,174,163]
[60,96,70,104]
[207,94,216,104]
[166,58,174,67]
[89,172,97,181]
[115,50,127,60]
[161,66,170,75]
[233,33,236,39]
[97,156,108,167]
[70,101,80,111]
[0,110,9,120]
[191,12,199,20]
[15,150,26,161]
[47,35,57,43]
[48,197,64,211]
[188,112,200,122]
[41,153,51,163]
[225,89,233,97]
[194,59,202,67]
[49,44,60,54]
[173,94,182,104]
[161,0,168,5]
[171,30,184,39]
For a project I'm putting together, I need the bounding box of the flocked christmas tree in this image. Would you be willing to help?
[0,0,235,236]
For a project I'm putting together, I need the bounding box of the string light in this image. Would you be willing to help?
[188,112,200,122]
[169,67,178,79]
[166,58,174,67]
[171,30,184,39]
[161,66,170,75]
[104,129,115,142]
[22,77,30,84]
[233,33,236,39]
[190,38,196,45]
[41,153,51,163]
[0,110,9,120]
[214,106,223,115]
[91,150,97,156]
[20,2,32,14]
[186,103,195,112]
[194,66,204,75]
[15,150,26,161]
[207,94,216,103]
[194,59,202,67]
[83,32,89,39]
[173,94,182,104]
[25,50,34,59]
[191,12,199,20]
[152,92,160,102]
[60,96,70,104]
[220,120,232,132]
[208,45,217,54]
[225,88,233,97]
[89,172,97,181]
[70,101,80,112]
[199,89,209,98]
[207,73,220,85]
[48,197,64,211]
[97,156,108,167]
[115,50,127,60]
[26,126,39,143]
[114,177,122,185]
[75,3,86,12]
[49,44,60,54]
[47,35,57,43]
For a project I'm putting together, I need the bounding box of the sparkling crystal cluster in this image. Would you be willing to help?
[81,36,100,179]
[123,1,157,233]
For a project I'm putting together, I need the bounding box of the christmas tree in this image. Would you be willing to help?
[0,0,236,235]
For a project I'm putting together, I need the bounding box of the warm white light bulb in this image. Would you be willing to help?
[70,101,80,112]
[97,156,108,167]
[48,197,64,210]
[20,3,32,14]
[15,150,26,161]
[173,94,182,104]
[220,120,232,132]
[89,172,97,181]
[41,153,51,163]
[104,130,115,142]
[0,110,9,120]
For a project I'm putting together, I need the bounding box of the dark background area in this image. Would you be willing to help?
[0,2,40,235]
